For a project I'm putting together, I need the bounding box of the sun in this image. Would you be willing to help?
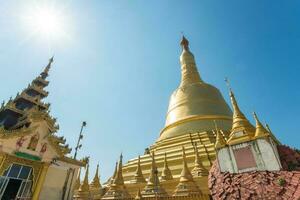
[33,8,61,34]
[22,4,68,41]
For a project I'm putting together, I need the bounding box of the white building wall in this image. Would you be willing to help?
[39,161,81,200]
[256,139,281,171]
[217,147,234,173]
[39,164,68,200]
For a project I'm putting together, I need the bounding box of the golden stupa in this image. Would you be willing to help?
[112,36,233,198]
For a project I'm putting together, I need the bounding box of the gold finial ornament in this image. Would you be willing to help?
[73,165,91,200]
[101,154,130,199]
[228,87,255,136]
[90,164,101,189]
[145,153,159,186]
[179,146,193,182]
[173,146,201,196]
[180,35,190,51]
[191,143,208,176]
[214,120,226,149]
[215,129,227,149]
[109,161,118,185]
[90,164,103,200]
[142,152,167,197]
[40,56,54,79]
[113,153,124,185]
[135,189,143,199]
[253,112,269,138]
[179,35,202,87]
[132,155,146,183]
[74,168,81,191]
[80,165,90,192]
[160,152,173,181]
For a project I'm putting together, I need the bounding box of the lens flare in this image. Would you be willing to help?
[22,4,68,42]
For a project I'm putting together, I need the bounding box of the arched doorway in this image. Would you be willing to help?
[0,164,33,200]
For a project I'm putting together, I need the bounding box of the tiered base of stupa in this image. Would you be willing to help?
[119,130,229,198]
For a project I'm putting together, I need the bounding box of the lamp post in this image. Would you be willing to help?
[64,121,87,200]
[74,121,87,159]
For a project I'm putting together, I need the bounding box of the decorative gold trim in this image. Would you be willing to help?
[160,115,232,136]
[0,152,43,193]
[32,163,50,200]
[0,126,37,139]
[58,156,85,167]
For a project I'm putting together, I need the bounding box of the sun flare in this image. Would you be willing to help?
[22,4,67,41]
[34,8,61,34]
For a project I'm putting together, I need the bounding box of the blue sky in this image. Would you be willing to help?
[0,0,299,181]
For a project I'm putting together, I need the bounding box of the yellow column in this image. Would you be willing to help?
[32,163,50,200]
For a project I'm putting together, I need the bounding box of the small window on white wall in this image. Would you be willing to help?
[233,146,257,171]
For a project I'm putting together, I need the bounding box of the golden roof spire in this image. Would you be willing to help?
[109,161,118,185]
[179,146,193,182]
[90,164,101,189]
[132,155,146,183]
[179,35,202,87]
[102,155,130,199]
[147,152,159,186]
[227,82,255,135]
[161,152,173,181]
[173,146,201,196]
[191,143,208,176]
[180,35,190,51]
[135,189,143,199]
[74,168,81,191]
[73,165,91,199]
[142,152,167,197]
[79,165,90,192]
[113,153,124,186]
[40,56,54,79]
[253,112,269,138]
[215,130,227,149]
[214,121,227,149]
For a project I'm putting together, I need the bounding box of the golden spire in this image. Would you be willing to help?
[214,121,227,149]
[102,155,130,199]
[73,165,91,200]
[132,155,146,183]
[147,152,159,186]
[253,112,269,138]
[142,152,167,197]
[228,87,255,135]
[90,164,101,189]
[79,165,90,192]
[74,168,81,191]
[135,189,143,200]
[179,146,193,182]
[40,56,54,79]
[179,35,202,87]
[161,152,173,181]
[215,130,227,149]
[173,146,201,196]
[113,153,124,186]
[109,161,118,185]
[191,143,208,176]
[78,165,90,196]
[180,35,190,51]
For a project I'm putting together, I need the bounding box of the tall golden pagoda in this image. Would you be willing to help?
[0,58,85,200]
[103,36,233,199]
